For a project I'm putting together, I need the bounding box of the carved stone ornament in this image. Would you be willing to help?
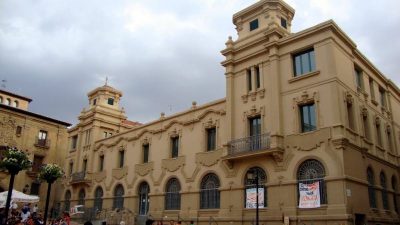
[93,171,107,182]
[386,124,392,133]
[203,118,217,129]
[361,106,368,117]
[162,156,185,172]
[293,91,319,107]
[135,162,154,176]
[244,105,264,120]
[112,167,128,180]
[168,128,181,138]
[242,94,249,103]
[375,116,381,125]
[196,149,222,167]
[345,91,353,105]
[141,137,151,145]
[0,116,17,147]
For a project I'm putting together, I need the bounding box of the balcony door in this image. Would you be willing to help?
[249,116,261,150]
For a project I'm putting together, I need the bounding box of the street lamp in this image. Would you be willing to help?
[247,169,259,225]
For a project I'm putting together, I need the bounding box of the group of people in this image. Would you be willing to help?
[48,212,70,225]
[0,203,42,225]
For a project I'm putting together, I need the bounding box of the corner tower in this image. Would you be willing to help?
[233,0,294,40]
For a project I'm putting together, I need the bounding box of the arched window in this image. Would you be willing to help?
[64,190,71,212]
[13,100,18,108]
[244,167,267,208]
[78,189,85,206]
[5,98,10,105]
[297,159,327,204]
[0,96,3,104]
[94,187,103,211]
[392,176,398,213]
[165,178,181,210]
[138,182,150,215]
[113,184,124,209]
[200,173,220,209]
[380,172,389,210]
[367,167,376,208]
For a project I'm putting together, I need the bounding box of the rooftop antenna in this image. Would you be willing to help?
[105,76,108,86]
[1,79,6,89]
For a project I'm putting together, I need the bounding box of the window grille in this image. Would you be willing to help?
[392,176,398,213]
[200,173,220,209]
[94,187,103,211]
[64,191,71,212]
[139,182,150,215]
[297,159,327,204]
[244,167,267,208]
[78,189,85,205]
[113,184,124,209]
[367,168,377,208]
[380,172,389,210]
[165,178,181,210]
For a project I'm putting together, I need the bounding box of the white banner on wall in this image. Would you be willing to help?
[246,188,264,208]
[298,182,321,208]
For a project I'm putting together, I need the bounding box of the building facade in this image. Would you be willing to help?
[63,1,400,225]
[0,89,70,211]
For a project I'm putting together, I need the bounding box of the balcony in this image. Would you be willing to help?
[70,171,91,185]
[224,133,283,164]
[34,138,50,149]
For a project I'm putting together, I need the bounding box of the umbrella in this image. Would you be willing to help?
[0,190,39,208]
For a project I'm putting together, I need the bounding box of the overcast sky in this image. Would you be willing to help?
[1,0,399,125]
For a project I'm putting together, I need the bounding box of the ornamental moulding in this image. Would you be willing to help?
[195,149,222,167]
[162,156,185,172]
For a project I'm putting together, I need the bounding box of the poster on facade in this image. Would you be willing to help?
[246,188,264,208]
[298,182,320,208]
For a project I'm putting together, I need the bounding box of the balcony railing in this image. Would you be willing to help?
[228,133,271,156]
[71,171,88,183]
[34,138,50,148]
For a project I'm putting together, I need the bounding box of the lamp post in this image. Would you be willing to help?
[247,169,260,225]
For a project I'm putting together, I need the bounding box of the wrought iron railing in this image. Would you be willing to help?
[228,133,270,155]
[34,137,50,148]
[71,171,86,182]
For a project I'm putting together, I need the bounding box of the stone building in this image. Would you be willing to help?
[0,89,70,210]
[63,1,400,225]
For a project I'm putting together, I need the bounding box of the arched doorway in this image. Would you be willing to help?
[138,182,150,215]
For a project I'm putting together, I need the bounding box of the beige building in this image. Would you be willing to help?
[63,1,400,225]
[0,89,71,211]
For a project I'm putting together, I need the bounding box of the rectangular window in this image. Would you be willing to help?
[32,155,44,172]
[293,49,316,77]
[143,144,149,163]
[83,159,87,172]
[379,88,386,107]
[119,150,125,168]
[171,137,179,158]
[355,67,363,90]
[84,129,91,145]
[71,135,78,149]
[255,66,261,89]
[347,102,355,130]
[387,129,393,152]
[206,128,217,151]
[108,98,114,105]
[369,78,375,100]
[38,130,48,146]
[104,131,108,138]
[93,99,97,105]
[247,69,252,91]
[99,155,104,171]
[69,162,73,175]
[362,114,370,140]
[281,18,287,29]
[30,182,40,195]
[249,116,261,136]
[249,19,259,31]
[16,126,22,135]
[300,103,316,132]
[376,123,382,147]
